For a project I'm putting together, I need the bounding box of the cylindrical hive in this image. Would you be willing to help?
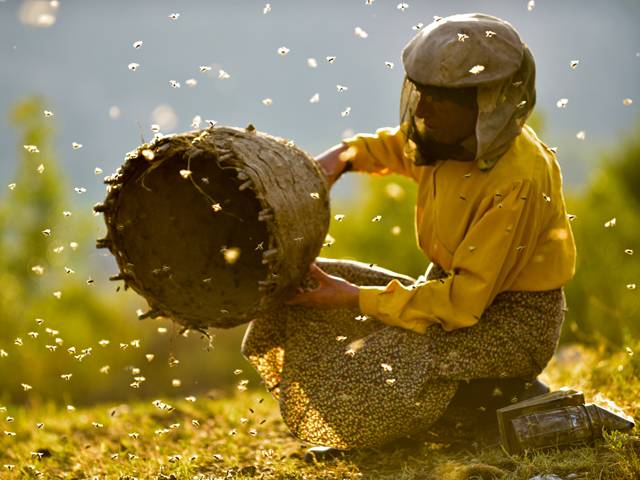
[95,125,330,330]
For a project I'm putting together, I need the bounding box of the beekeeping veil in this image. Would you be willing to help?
[400,13,536,170]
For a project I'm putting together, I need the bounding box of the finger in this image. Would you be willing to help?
[309,263,329,283]
[285,290,309,305]
[284,296,300,305]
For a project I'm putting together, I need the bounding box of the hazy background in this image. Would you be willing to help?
[0,0,638,407]
[1,0,639,195]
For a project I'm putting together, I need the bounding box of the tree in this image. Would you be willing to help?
[563,120,640,347]
[2,96,65,291]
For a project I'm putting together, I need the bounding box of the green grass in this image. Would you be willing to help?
[1,343,639,480]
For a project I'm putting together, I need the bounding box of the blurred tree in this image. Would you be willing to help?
[563,120,640,347]
[607,124,640,207]
[322,173,424,279]
[0,97,257,406]
[2,96,65,292]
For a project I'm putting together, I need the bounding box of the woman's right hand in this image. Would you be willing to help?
[315,142,351,188]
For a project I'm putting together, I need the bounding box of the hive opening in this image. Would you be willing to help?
[112,145,270,327]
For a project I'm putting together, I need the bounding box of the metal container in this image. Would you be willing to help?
[497,388,635,454]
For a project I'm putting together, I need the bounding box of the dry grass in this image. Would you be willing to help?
[1,342,639,479]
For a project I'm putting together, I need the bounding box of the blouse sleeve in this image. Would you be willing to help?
[340,125,417,179]
[358,179,543,333]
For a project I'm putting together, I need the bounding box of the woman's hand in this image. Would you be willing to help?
[285,263,360,309]
[315,143,351,188]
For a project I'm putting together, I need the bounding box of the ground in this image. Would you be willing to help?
[1,344,638,480]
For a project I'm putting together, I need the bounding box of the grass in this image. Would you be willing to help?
[1,342,639,480]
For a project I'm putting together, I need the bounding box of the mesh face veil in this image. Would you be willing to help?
[400,13,537,170]
[399,77,423,165]
[400,78,478,166]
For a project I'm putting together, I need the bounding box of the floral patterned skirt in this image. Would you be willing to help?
[241,257,566,449]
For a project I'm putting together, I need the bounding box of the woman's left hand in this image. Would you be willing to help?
[284,263,360,309]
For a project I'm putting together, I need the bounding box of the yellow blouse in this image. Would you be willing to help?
[340,123,576,334]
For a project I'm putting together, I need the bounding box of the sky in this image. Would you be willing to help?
[1,0,639,207]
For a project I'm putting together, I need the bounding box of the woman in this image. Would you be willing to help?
[241,13,576,454]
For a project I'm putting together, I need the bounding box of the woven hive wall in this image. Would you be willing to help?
[95,125,330,330]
